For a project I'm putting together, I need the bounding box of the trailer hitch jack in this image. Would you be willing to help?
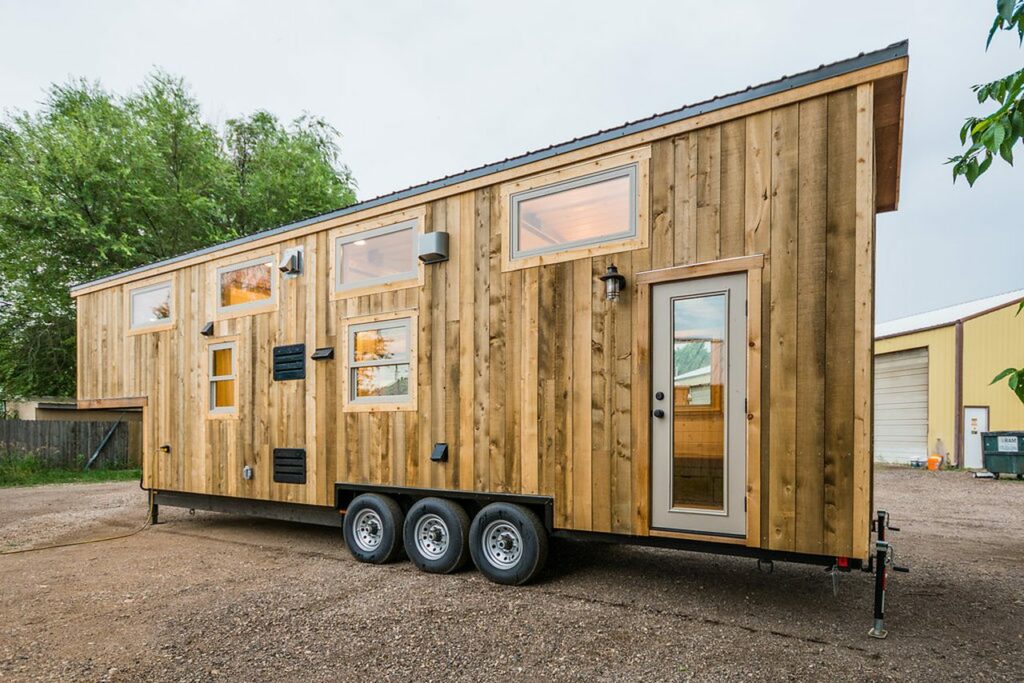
[868,510,910,639]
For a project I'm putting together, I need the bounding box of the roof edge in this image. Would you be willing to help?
[72,40,909,294]
[875,293,1024,340]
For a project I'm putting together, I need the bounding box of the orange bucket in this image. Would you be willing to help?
[927,454,942,471]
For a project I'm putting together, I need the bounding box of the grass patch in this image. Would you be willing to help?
[0,454,140,488]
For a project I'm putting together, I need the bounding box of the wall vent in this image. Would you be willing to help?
[273,448,306,484]
[273,344,306,381]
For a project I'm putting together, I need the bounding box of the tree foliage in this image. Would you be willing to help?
[953,4,1024,405]
[0,72,357,398]
[949,1,1024,185]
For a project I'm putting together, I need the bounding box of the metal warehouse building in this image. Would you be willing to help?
[874,289,1024,468]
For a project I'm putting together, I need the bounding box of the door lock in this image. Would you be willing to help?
[652,409,666,419]
[655,391,665,401]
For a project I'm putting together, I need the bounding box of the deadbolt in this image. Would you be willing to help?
[655,391,665,401]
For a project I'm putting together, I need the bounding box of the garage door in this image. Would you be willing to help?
[873,348,929,464]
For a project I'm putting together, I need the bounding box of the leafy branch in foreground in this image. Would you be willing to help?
[948,1,1024,185]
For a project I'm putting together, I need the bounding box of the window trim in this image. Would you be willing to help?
[214,254,278,318]
[329,207,426,300]
[126,278,175,334]
[207,339,238,417]
[341,311,418,413]
[499,146,650,272]
[510,164,638,261]
[335,220,418,294]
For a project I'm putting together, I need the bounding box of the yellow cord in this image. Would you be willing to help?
[1,489,153,556]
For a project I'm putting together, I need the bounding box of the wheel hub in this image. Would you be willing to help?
[414,513,450,560]
[482,520,523,569]
[352,509,384,552]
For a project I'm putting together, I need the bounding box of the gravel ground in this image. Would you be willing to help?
[1,468,1022,682]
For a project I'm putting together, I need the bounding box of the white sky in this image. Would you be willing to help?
[2,0,1021,321]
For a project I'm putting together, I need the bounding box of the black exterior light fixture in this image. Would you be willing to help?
[599,264,627,302]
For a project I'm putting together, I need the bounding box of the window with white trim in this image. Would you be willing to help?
[335,220,417,293]
[346,317,413,405]
[129,281,172,329]
[209,342,237,413]
[510,164,637,260]
[217,256,275,313]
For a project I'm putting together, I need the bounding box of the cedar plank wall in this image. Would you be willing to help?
[77,83,880,560]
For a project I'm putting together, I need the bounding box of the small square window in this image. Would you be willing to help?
[510,164,637,261]
[217,257,275,313]
[209,342,237,413]
[336,220,417,293]
[129,281,172,330]
[345,317,414,408]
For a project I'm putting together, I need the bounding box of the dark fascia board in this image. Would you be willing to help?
[72,40,908,294]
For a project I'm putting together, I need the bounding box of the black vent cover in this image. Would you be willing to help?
[273,448,306,484]
[273,344,306,381]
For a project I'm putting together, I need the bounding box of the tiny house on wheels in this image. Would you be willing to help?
[73,43,910,633]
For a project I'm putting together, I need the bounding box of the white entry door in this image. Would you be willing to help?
[650,273,747,537]
[963,407,989,469]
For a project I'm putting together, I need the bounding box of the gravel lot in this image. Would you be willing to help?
[1,468,1022,682]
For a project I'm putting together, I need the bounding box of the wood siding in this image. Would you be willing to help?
[77,82,884,560]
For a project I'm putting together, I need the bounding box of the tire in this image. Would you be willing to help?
[403,497,471,574]
[343,493,405,564]
[992,472,1001,480]
[469,503,548,586]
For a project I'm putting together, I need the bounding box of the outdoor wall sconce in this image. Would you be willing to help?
[200,321,214,337]
[599,264,627,302]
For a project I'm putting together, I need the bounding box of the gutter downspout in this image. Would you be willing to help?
[953,321,964,468]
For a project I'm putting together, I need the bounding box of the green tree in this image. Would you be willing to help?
[948,1,1024,185]
[0,72,357,398]
[949,2,1024,404]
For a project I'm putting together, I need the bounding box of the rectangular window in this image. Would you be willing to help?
[209,342,237,413]
[510,164,637,260]
[217,256,275,313]
[346,317,413,407]
[129,281,172,330]
[336,220,417,293]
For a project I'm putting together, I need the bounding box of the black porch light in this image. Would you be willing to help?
[599,264,627,302]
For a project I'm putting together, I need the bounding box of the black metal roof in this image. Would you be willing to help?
[72,40,908,292]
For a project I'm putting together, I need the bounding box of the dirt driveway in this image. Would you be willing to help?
[1,468,1022,682]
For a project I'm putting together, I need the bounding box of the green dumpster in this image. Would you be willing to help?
[981,431,1024,480]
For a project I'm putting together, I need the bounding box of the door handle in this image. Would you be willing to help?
[652,409,666,419]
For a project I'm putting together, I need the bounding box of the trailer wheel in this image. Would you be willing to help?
[343,493,405,564]
[403,497,471,574]
[469,503,547,585]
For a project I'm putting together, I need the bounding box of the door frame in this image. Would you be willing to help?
[635,254,764,548]
[962,405,990,469]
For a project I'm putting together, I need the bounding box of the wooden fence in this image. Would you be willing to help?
[0,419,142,468]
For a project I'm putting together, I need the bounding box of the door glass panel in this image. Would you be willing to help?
[672,294,727,511]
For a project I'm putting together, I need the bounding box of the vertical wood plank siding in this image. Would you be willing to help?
[76,86,877,559]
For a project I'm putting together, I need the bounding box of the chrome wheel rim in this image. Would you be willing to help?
[352,509,384,552]
[414,513,450,560]
[482,520,523,569]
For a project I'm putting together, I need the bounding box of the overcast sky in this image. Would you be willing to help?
[2,1,1021,321]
